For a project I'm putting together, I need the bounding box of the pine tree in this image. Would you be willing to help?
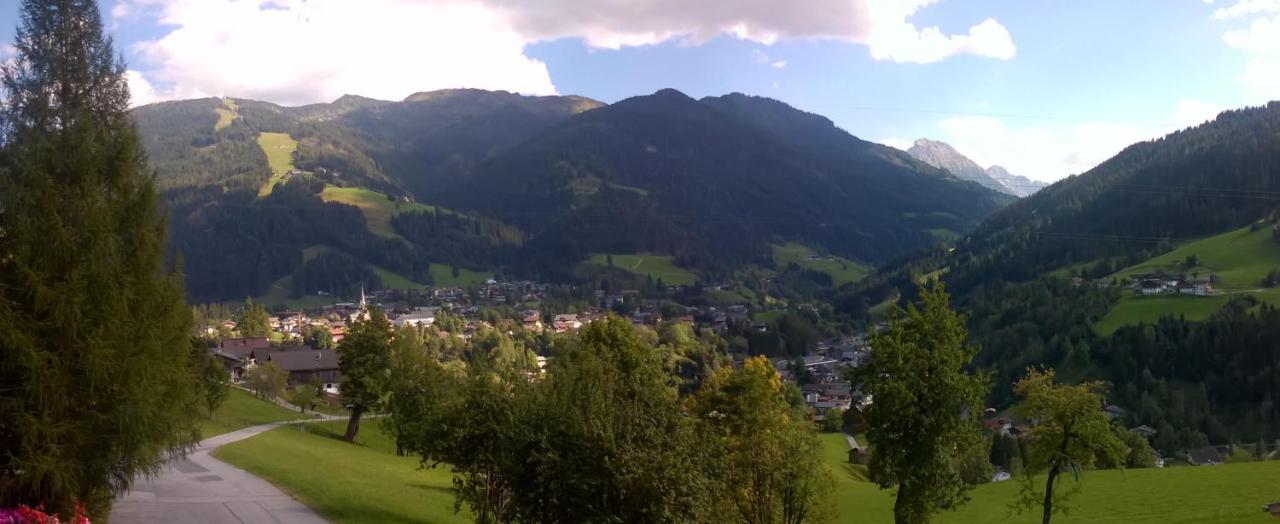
[0,0,203,517]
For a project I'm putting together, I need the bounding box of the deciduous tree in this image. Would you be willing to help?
[690,356,833,524]
[338,306,393,441]
[1012,368,1126,524]
[854,283,988,524]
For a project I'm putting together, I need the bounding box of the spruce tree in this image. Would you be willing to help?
[0,0,203,517]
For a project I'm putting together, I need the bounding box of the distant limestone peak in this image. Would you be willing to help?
[906,138,1045,197]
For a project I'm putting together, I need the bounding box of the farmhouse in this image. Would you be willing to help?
[265,348,341,394]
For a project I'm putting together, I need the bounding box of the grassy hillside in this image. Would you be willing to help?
[214,421,469,524]
[215,421,1280,523]
[256,132,298,197]
[773,242,870,286]
[201,386,310,439]
[247,273,338,310]
[372,266,428,291]
[584,253,698,286]
[319,185,434,238]
[1095,224,1280,334]
[1110,224,1280,292]
[214,98,238,131]
[429,263,490,288]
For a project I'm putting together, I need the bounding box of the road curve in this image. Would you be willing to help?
[110,419,336,524]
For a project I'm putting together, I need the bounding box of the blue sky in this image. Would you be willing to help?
[0,0,1275,182]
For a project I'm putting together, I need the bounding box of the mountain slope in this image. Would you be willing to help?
[133,88,1014,301]
[441,89,1014,276]
[945,102,1280,294]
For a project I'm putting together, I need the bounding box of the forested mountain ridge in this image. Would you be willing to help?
[132,88,1014,302]
[443,89,1014,277]
[946,101,1280,295]
[843,101,1280,449]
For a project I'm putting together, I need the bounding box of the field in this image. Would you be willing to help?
[215,422,1280,523]
[429,263,491,288]
[773,243,870,287]
[1096,224,1280,334]
[256,132,298,197]
[214,98,238,131]
[585,253,698,286]
[816,433,1280,523]
[214,421,469,524]
[250,273,338,310]
[319,185,435,238]
[372,266,429,291]
[1110,225,1280,292]
[201,386,310,439]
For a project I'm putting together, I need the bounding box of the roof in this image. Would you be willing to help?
[1187,447,1223,465]
[268,349,339,372]
[221,337,270,358]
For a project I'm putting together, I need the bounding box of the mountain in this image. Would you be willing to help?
[441,90,1014,277]
[983,165,1046,197]
[906,138,1045,197]
[132,88,1014,302]
[844,101,1280,448]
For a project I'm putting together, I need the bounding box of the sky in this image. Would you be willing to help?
[0,0,1275,183]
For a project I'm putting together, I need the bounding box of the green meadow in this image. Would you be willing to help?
[429,263,491,288]
[318,185,435,238]
[201,386,311,439]
[773,242,870,287]
[1096,224,1280,334]
[214,421,469,524]
[214,98,238,131]
[256,132,298,197]
[585,253,699,286]
[216,424,1280,523]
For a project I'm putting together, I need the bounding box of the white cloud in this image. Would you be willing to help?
[1213,0,1280,19]
[1222,14,1280,53]
[1212,2,1280,100]
[130,0,556,106]
[122,0,1013,105]
[1238,58,1280,95]
[916,100,1221,182]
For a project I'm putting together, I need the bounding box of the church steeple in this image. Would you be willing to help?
[359,285,367,309]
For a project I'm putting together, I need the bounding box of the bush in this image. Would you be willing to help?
[822,408,845,433]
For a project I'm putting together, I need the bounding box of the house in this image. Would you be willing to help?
[208,347,246,381]
[266,349,341,394]
[395,310,436,328]
[522,311,544,333]
[220,336,270,359]
[1133,425,1158,439]
[552,314,582,333]
[1102,404,1126,421]
[801,383,852,413]
[992,470,1012,483]
[1185,447,1224,466]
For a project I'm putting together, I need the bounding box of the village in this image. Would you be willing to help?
[204,277,1203,483]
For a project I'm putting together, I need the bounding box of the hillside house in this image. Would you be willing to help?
[266,349,341,394]
[553,314,582,333]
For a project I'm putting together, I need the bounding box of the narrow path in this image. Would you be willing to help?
[110,415,343,524]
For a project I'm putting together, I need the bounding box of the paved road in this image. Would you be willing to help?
[110,420,335,524]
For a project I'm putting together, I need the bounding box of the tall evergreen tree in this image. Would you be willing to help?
[0,0,203,517]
